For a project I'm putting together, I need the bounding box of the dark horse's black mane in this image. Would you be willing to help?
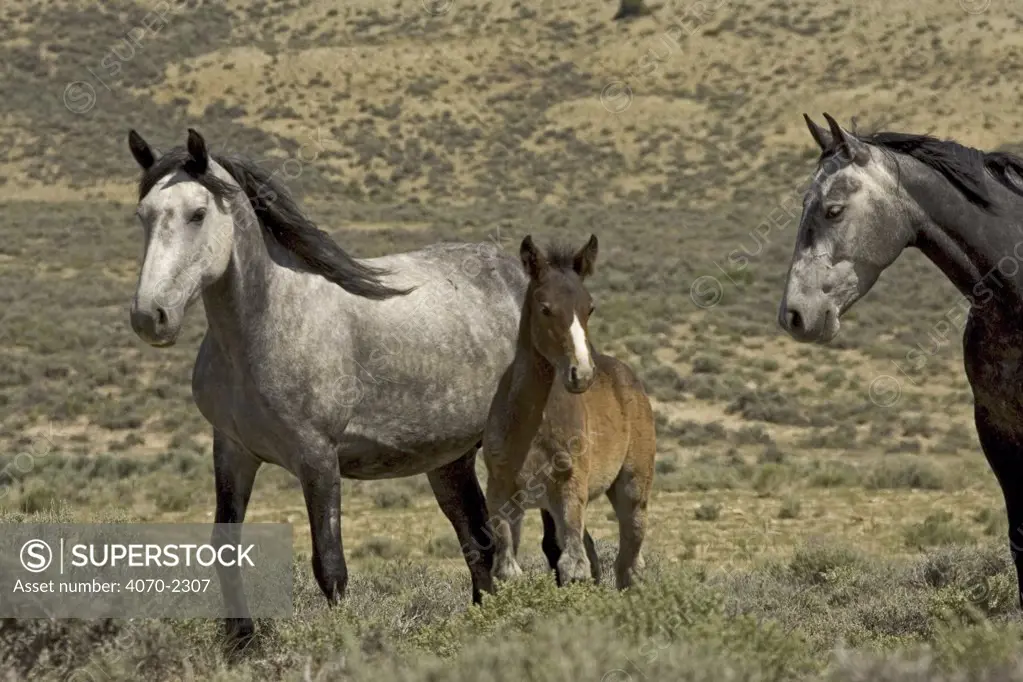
[835,130,1023,212]
[137,148,411,299]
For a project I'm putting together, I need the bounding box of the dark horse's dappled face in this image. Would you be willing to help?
[779,114,915,343]
[127,129,235,347]
[520,235,599,394]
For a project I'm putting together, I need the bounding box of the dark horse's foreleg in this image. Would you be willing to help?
[975,405,1023,609]
[541,509,601,585]
[211,430,262,649]
[299,454,348,605]
[427,447,494,602]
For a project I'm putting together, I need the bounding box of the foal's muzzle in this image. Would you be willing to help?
[565,365,595,394]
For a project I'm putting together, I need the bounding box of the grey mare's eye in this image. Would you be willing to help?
[189,208,207,224]
[824,204,845,220]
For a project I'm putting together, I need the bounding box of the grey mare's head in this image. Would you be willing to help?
[778,114,917,343]
[126,128,409,346]
[127,129,235,346]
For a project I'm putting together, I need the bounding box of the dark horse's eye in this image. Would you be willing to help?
[588,304,596,316]
[540,304,552,316]
[190,208,207,223]
[824,204,845,220]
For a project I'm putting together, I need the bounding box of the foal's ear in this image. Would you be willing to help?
[573,234,598,279]
[822,113,869,166]
[520,235,548,280]
[803,114,832,153]
[186,128,209,174]
[128,130,156,170]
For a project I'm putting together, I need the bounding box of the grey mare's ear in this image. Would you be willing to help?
[822,113,869,166]
[572,234,598,279]
[803,114,832,153]
[128,130,156,170]
[520,235,549,280]
[186,128,209,174]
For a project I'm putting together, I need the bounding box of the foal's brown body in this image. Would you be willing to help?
[482,236,655,589]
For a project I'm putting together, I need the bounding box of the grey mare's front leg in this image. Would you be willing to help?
[427,446,494,602]
[211,430,262,650]
[299,453,348,604]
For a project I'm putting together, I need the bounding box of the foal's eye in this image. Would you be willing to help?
[824,204,845,220]
[540,304,552,316]
[189,208,207,223]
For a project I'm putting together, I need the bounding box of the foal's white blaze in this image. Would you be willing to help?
[569,314,593,374]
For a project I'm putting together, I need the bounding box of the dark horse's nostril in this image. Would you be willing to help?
[570,366,579,384]
[786,309,803,331]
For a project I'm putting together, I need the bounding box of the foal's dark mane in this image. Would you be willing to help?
[826,130,1023,213]
[137,148,412,300]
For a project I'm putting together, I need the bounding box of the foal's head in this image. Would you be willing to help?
[519,234,599,394]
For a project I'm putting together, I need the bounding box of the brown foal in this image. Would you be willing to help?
[482,234,656,590]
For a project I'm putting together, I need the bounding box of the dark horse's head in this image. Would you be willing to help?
[778,113,919,343]
[519,234,599,394]
[778,113,1023,343]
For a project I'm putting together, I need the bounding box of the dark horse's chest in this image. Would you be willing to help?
[964,310,1023,425]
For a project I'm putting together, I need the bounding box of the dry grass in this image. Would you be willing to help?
[2,0,1023,678]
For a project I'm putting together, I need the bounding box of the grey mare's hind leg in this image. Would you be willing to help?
[299,452,348,605]
[211,430,262,649]
[427,446,494,602]
[541,510,600,585]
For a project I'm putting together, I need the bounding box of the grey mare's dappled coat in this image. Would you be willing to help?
[127,128,529,645]
[780,113,1023,611]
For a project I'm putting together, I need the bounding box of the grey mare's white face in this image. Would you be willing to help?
[127,129,235,347]
[778,114,916,343]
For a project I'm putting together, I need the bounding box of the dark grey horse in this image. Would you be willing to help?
[125,128,593,645]
[779,113,1023,607]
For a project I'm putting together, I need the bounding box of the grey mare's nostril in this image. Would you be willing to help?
[786,309,803,332]
[155,306,168,327]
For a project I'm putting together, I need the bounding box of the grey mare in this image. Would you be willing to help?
[125,128,594,645]
[779,113,1023,608]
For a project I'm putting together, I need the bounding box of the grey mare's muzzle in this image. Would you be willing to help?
[130,296,181,347]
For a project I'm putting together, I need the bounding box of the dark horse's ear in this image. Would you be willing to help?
[803,114,832,153]
[822,113,869,166]
[520,235,548,280]
[128,129,156,170]
[573,234,598,279]
[186,128,209,174]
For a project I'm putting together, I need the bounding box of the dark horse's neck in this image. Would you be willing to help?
[501,294,557,456]
[904,154,1023,312]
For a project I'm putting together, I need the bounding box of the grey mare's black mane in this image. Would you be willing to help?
[138,147,411,299]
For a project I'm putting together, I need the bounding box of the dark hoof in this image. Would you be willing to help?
[223,618,255,656]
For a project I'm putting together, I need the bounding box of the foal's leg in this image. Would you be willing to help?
[484,469,525,584]
[299,452,347,605]
[541,510,601,585]
[427,447,495,602]
[547,478,592,584]
[211,430,261,649]
[606,469,649,590]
